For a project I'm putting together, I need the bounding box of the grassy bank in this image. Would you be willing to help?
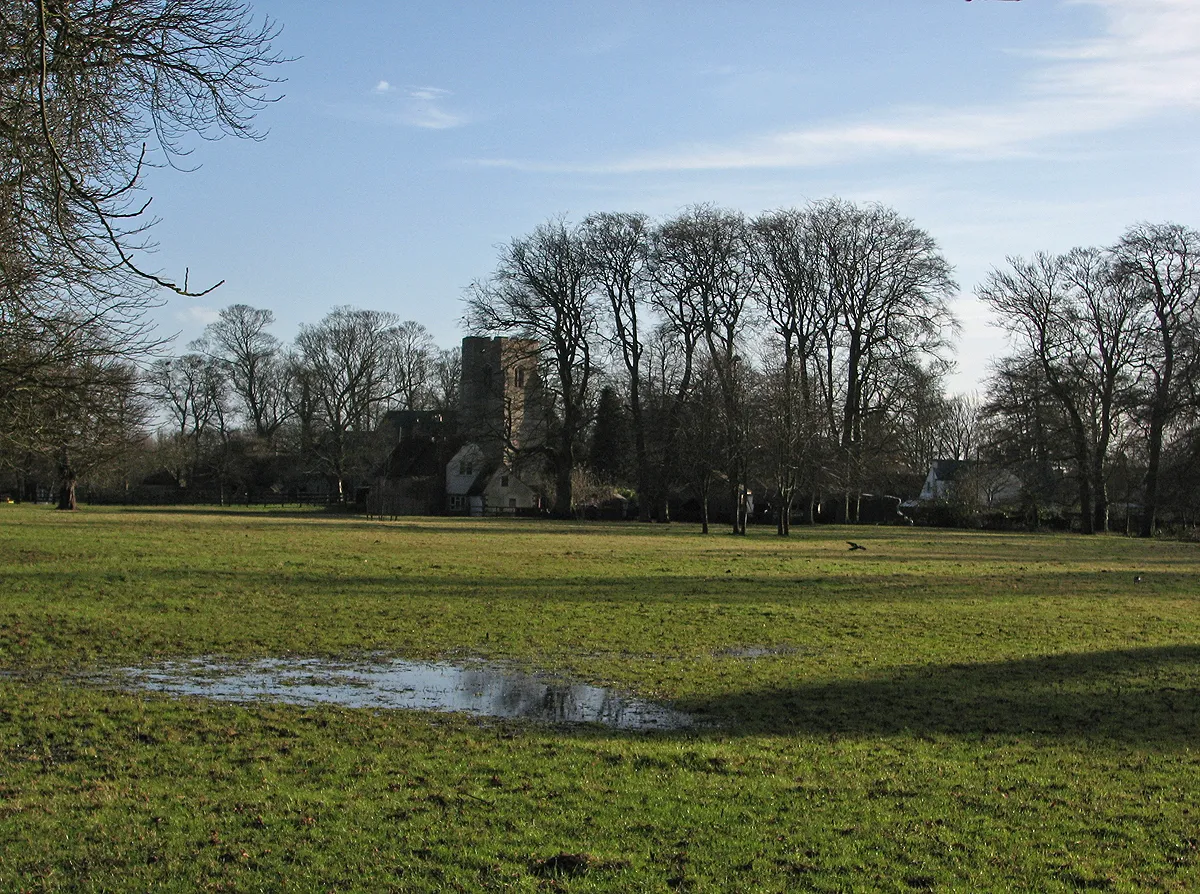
[2,505,1198,891]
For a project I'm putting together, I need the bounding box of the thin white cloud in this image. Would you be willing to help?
[176,306,221,326]
[409,86,450,101]
[371,82,467,130]
[479,0,1200,173]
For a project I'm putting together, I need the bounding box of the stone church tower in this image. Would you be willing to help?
[459,336,544,464]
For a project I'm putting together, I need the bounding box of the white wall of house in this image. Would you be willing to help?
[918,467,951,502]
[446,443,486,497]
[483,468,539,512]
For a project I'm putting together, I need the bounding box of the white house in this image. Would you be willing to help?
[445,443,487,515]
[481,466,541,514]
[445,443,541,516]
[913,459,1022,508]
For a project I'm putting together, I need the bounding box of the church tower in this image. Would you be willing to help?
[459,336,543,464]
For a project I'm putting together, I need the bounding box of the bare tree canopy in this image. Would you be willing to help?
[1,0,284,302]
[391,320,436,412]
[292,306,409,501]
[196,304,289,438]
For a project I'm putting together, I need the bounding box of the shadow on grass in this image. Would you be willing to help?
[6,564,1169,604]
[110,507,666,536]
[687,645,1200,742]
[112,506,357,521]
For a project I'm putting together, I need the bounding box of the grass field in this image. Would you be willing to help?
[2,505,1199,892]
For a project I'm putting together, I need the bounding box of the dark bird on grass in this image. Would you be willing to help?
[1134,574,1143,583]
[847,542,867,551]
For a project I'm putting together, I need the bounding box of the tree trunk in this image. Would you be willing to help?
[631,379,652,522]
[1091,474,1108,534]
[56,448,77,511]
[552,450,574,517]
[1141,412,1165,538]
[1072,430,1095,535]
[656,434,677,523]
[657,491,671,523]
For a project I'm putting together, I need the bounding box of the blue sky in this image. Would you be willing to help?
[144,0,1200,394]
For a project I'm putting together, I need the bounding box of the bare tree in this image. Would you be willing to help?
[981,355,1073,528]
[653,206,754,533]
[1,1,284,495]
[292,307,406,502]
[811,199,957,521]
[884,363,966,490]
[390,320,435,411]
[980,253,1099,532]
[983,245,1154,534]
[429,346,461,414]
[197,304,289,438]
[466,218,598,517]
[1113,222,1200,537]
[146,352,227,490]
[676,357,725,534]
[2,353,146,509]
[750,208,831,532]
[1061,247,1145,532]
[582,211,654,520]
[645,233,705,523]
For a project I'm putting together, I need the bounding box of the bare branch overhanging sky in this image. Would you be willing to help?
[148,0,1200,394]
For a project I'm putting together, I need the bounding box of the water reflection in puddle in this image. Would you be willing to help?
[116,657,693,731]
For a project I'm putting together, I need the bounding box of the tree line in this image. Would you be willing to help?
[141,305,459,507]
[1,303,461,509]
[980,223,1200,536]
[467,202,959,531]
[5,197,1198,533]
[465,207,1200,536]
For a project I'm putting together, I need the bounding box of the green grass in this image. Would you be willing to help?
[2,504,1199,891]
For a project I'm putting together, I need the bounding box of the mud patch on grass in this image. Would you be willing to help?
[107,656,694,731]
[717,644,801,659]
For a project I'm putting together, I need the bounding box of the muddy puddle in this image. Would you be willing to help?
[111,657,693,731]
[717,644,799,659]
